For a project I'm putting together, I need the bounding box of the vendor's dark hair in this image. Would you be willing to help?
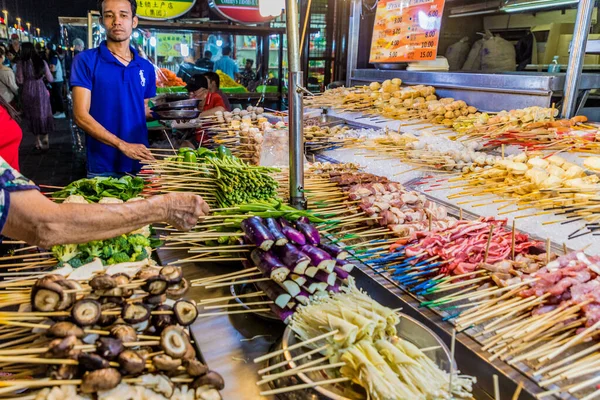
[97,0,137,15]
[20,42,45,80]
[204,72,220,89]
[222,46,232,56]
[0,94,19,121]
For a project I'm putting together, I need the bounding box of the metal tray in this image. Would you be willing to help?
[230,282,281,321]
[153,99,200,111]
[280,314,452,400]
[152,109,200,120]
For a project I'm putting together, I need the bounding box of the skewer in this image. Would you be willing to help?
[258,345,330,375]
[253,330,339,363]
[199,291,265,305]
[259,377,351,396]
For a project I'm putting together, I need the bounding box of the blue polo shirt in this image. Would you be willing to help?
[71,41,156,174]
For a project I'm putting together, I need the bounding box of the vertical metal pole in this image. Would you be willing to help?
[561,0,594,118]
[87,11,94,50]
[286,0,306,209]
[346,0,362,86]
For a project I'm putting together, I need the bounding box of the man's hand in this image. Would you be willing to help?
[118,141,156,162]
[161,193,210,231]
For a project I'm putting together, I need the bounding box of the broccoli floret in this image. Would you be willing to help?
[81,256,95,265]
[127,234,150,254]
[69,257,83,268]
[79,240,103,259]
[51,244,80,262]
[113,235,131,254]
[107,252,131,265]
[131,248,149,262]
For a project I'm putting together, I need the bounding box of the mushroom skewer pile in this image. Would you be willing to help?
[0,266,225,399]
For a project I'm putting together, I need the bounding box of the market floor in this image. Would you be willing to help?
[19,115,87,187]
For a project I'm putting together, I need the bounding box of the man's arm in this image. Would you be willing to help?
[3,190,210,248]
[200,106,225,117]
[72,86,154,162]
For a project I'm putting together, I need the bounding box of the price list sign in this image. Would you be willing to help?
[369,0,446,63]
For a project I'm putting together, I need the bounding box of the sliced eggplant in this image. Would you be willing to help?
[71,299,102,326]
[303,278,328,294]
[166,278,189,300]
[295,290,310,305]
[191,371,225,391]
[280,225,306,246]
[78,353,110,371]
[335,259,355,272]
[47,321,84,338]
[276,279,301,298]
[273,243,310,274]
[314,270,336,286]
[90,275,117,291]
[143,276,168,296]
[160,266,183,284]
[96,337,124,361]
[250,249,289,283]
[264,217,288,246]
[320,243,349,260]
[304,266,319,278]
[122,303,151,324]
[333,266,350,280]
[118,350,145,375]
[255,280,292,308]
[270,303,295,324]
[301,245,335,272]
[173,300,198,326]
[160,326,189,359]
[295,221,321,246]
[153,354,182,371]
[289,274,307,287]
[81,368,122,394]
[110,325,138,343]
[241,216,275,251]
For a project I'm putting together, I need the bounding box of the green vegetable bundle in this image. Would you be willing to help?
[52,233,160,268]
[52,176,145,203]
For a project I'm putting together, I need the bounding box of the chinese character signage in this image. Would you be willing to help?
[156,33,193,57]
[210,0,277,24]
[369,0,446,63]
[137,0,197,20]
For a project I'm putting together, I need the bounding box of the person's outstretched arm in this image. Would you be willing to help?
[2,190,209,248]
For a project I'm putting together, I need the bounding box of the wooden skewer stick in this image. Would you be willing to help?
[448,328,456,395]
[196,308,271,318]
[493,375,501,400]
[205,277,271,289]
[511,382,523,400]
[254,330,339,363]
[542,319,600,361]
[199,291,265,305]
[257,356,336,385]
[258,344,330,375]
[259,377,351,396]
[202,300,274,310]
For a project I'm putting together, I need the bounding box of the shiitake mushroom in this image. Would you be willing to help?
[96,337,124,361]
[145,293,167,306]
[47,322,84,338]
[117,350,145,375]
[49,364,79,380]
[160,326,189,359]
[173,300,198,326]
[185,359,208,377]
[135,268,160,281]
[71,299,102,326]
[81,368,122,394]
[113,273,133,298]
[160,266,183,284]
[143,276,168,296]
[191,371,225,391]
[78,353,110,371]
[47,335,79,358]
[31,279,65,312]
[122,303,151,324]
[182,341,196,361]
[166,278,189,300]
[101,296,124,306]
[97,302,120,327]
[110,324,137,343]
[56,280,81,311]
[152,305,173,332]
[152,354,182,372]
[90,275,117,291]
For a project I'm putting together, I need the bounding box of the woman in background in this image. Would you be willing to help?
[16,43,54,151]
[0,47,19,106]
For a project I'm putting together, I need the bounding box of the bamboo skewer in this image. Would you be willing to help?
[254,330,339,363]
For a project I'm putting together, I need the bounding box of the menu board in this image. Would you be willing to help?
[369,0,446,63]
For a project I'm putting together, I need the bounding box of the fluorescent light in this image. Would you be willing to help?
[501,0,578,13]
[449,9,499,18]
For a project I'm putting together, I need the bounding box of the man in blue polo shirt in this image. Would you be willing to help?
[71,0,155,177]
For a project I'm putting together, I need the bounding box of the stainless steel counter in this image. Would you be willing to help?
[348,69,600,112]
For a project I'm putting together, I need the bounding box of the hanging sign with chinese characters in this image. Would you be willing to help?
[137,0,197,20]
[209,0,278,24]
[369,0,446,63]
[156,33,193,57]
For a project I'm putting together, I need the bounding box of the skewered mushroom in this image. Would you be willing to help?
[50,364,79,380]
[71,299,102,326]
[135,268,160,281]
[192,371,225,391]
[152,305,173,332]
[47,335,79,358]
[110,324,138,343]
[143,276,168,295]
[47,321,84,338]
[81,368,122,393]
[90,275,117,291]
[117,350,145,375]
[182,341,196,361]
[160,326,189,359]
[160,266,183,284]
[173,300,198,326]
[78,353,111,371]
[31,279,65,312]
[96,337,124,361]
[153,354,182,371]
[98,302,120,327]
[145,293,167,305]
[122,303,151,324]
[185,359,208,377]
[166,278,189,299]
